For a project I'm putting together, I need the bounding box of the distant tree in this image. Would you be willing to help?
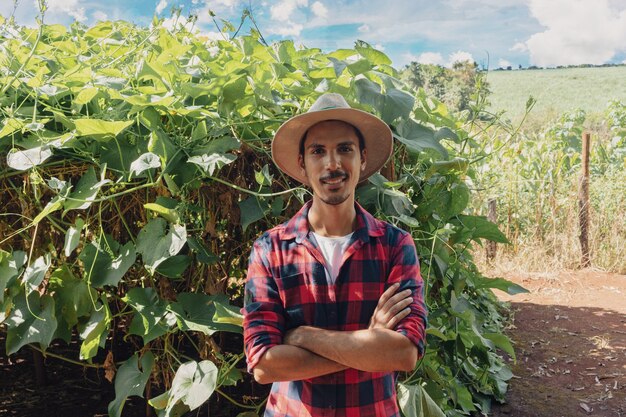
[400,60,490,114]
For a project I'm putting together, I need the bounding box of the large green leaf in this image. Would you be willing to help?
[151,360,218,416]
[355,40,392,66]
[395,119,449,158]
[79,234,136,288]
[22,254,51,290]
[238,196,269,231]
[63,217,84,257]
[473,276,529,295]
[169,293,242,336]
[48,266,96,330]
[397,382,446,417]
[0,250,23,303]
[453,215,510,244]
[108,352,155,417]
[188,153,236,176]
[78,297,111,360]
[5,291,57,355]
[136,218,187,274]
[74,118,133,140]
[123,287,173,344]
[63,167,110,212]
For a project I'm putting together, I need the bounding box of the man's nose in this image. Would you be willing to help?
[325,151,340,170]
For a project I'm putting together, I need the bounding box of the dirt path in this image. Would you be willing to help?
[490,270,626,417]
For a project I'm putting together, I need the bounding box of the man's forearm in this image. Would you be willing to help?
[285,326,417,373]
[253,344,347,384]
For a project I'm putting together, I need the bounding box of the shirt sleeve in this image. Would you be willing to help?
[242,238,285,372]
[388,232,428,357]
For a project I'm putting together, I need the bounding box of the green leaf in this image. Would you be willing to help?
[381,87,414,123]
[108,352,155,417]
[48,266,96,331]
[188,153,236,175]
[123,288,172,344]
[254,164,273,186]
[355,40,392,66]
[74,118,133,140]
[63,167,109,212]
[473,276,529,295]
[5,291,57,355]
[63,217,84,257]
[238,196,269,231]
[78,297,111,360]
[148,130,177,162]
[164,360,218,414]
[130,152,161,177]
[73,87,100,106]
[155,255,192,278]
[484,332,516,361]
[144,202,180,224]
[212,300,243,326]
[6,143,56,170]
[0,251,21,303]
[187,237,218,265]
[395,119,449,158]
[22,254,51,290]
[79,234,136,288]
[0,118,24,139]
[136,218,187,274]
[397,382,445,417]
[169,293,242,336]
[453,215,510,244]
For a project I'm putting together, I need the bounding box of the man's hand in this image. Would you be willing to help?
[368,283,413,330]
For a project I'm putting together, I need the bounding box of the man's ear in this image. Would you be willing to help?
[298,154,307,177]
[360,148,367,172]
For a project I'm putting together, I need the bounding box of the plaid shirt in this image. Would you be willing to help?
[243,201,427,417]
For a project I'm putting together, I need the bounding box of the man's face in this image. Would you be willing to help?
[298,120,367,206]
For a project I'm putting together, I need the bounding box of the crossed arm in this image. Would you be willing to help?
[252,283,418,384]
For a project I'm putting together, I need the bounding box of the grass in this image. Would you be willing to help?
[485,66,626,126]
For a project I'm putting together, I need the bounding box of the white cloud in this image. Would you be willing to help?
[93,10,108,21]
[416,52,445,66]
[373,43,385,51]
[272,22,304,36]
[271,0,308,21]
[358,24,370,33]
[311,1,328,18]
[498,59,512,68]
[524,0,626,66]
[511,42,528,53]
[448,50,474,65]
[46,0,87,22]
[156,0,168,14]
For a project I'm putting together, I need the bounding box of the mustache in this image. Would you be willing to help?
[320,171,348,181]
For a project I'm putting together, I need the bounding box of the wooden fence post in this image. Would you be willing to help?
[578,132,591,268]
[486,199,498,262]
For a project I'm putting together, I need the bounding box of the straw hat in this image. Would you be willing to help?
[271,93,393,185]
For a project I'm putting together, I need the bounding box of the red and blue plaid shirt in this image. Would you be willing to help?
[243,200,427,417]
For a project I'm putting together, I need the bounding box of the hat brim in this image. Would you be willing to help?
[272,108,393,185]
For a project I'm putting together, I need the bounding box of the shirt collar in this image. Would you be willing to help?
[279,200,386,243]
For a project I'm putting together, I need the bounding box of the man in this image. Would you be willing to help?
[243,93,427,417]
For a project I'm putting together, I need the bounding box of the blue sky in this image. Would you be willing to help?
[2,0,626,69]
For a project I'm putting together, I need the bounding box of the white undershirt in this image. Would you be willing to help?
[312,232,353,285]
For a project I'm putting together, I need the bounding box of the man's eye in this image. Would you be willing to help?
[311,148,324,154]
[339,146,353,152]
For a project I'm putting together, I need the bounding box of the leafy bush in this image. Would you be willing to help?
[0,14,520,417]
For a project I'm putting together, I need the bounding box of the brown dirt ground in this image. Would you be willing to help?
[490,269,626,417]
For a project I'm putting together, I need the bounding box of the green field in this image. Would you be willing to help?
[485,66,626,124]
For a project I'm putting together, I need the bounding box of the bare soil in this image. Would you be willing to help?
[490,270,626,417]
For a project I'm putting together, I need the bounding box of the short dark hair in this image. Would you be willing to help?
[299,120,366,157]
